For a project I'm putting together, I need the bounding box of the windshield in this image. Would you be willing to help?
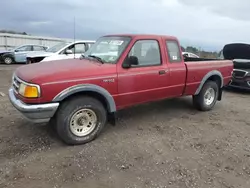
[218,50,224,59]
[46,42,71,53]
[84,36,131,63]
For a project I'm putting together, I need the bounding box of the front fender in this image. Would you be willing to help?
[52,84,116,112]
[2,52,14,59]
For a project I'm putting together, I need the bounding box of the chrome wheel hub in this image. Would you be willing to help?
[204,88,215,106]
[70,109,97,137]
[4,57,12,64]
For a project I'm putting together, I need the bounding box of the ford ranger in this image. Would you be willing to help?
[8,34,233,145]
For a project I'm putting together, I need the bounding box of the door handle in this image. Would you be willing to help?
[159,70,166,75]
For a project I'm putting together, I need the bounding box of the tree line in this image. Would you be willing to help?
[0,29,28,35]
[181,45,219,59]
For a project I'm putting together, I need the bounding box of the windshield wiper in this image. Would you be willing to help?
[80,54,89,60]
[88,55,105,64]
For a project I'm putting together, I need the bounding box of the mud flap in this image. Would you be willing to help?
[218,88,223,101]
[108,112,117,126]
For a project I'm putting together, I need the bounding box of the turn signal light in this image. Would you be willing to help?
[19,83,40,98]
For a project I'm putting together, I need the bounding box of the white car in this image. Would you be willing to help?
[26,40,95,63]
[182,52,199,58]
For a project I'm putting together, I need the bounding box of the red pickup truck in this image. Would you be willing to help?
[8,34,233,145]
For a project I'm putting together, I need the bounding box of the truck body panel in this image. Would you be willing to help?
[184,60,233,95]
[10,34,233,122]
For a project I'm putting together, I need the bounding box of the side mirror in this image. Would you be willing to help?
[65,49,73,55]
[122,56,139,68]
[14,49,19,52]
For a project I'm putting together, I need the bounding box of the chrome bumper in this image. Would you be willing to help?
[8,88,59,123]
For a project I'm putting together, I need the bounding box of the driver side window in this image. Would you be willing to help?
[128,40,161,67]
[63,43,86,54]
[73,43,86,54]
[16,45,32,52]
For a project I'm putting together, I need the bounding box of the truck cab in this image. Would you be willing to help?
[8,34,233,145]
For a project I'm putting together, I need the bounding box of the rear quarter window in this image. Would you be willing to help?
[166,40,182,63]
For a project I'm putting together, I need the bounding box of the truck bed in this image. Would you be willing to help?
[184,56,223,62]
[183,60,233,95]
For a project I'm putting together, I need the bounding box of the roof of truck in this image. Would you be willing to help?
[103,34,178,40]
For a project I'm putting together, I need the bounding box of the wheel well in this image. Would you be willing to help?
[3,53,14,59]
[206,75,222,88]
[60,91,110,112]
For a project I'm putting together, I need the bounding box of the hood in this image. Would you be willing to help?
[15,59,117,84]
[222,43,250,70]
[26,51,54,58]
[223,43,250,60]
[0,50,12,54]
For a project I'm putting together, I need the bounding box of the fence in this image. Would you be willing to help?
[0,33,75,50]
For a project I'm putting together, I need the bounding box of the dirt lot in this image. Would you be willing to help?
[0,65,250,188]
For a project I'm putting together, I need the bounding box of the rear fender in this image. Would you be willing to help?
[52,84,116,112]
[195,70,223,95]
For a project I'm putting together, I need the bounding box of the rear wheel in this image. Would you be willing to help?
[55,96,107,145]
[193,81,219,111]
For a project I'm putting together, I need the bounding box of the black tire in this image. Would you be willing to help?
[48,116,57,132]
[193,81,219,111]
[3,55,14,64]
[55,96,107,145]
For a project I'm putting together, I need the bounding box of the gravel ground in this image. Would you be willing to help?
[0,64,250,188]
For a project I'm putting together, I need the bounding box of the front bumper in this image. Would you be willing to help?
[8,88,59,123]
[227,78,250,91]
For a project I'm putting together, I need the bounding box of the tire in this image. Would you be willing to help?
[3,55,14,64]
[193,81,219,111]
[48,116,57,132]
[55,96,107,145]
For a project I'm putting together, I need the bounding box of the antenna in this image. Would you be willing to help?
[73,16,76,59]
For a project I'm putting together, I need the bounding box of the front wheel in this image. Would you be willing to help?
[55,96,107,145]
[3,55,14,64]
[193,81,219,111]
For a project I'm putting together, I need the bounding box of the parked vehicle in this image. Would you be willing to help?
[26,40,95,64]
[220,43,250,91]
[0,44,48,64]
[8,34,233,145]
[182,52,199,58]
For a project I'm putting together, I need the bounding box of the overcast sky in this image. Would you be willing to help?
[1,0,250,51]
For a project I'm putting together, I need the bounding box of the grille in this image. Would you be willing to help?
[12,75,21,94]
[233,70,247,78]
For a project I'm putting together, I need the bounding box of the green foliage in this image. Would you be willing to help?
[186,46,199,53]
[183,45,219,59]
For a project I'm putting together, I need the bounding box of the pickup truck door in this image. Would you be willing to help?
[117,39,171,108]
[164,40,186,96]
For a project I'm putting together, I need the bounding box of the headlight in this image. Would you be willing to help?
[18,82,40,98]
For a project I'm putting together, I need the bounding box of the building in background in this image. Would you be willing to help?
[0,33,76,51]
